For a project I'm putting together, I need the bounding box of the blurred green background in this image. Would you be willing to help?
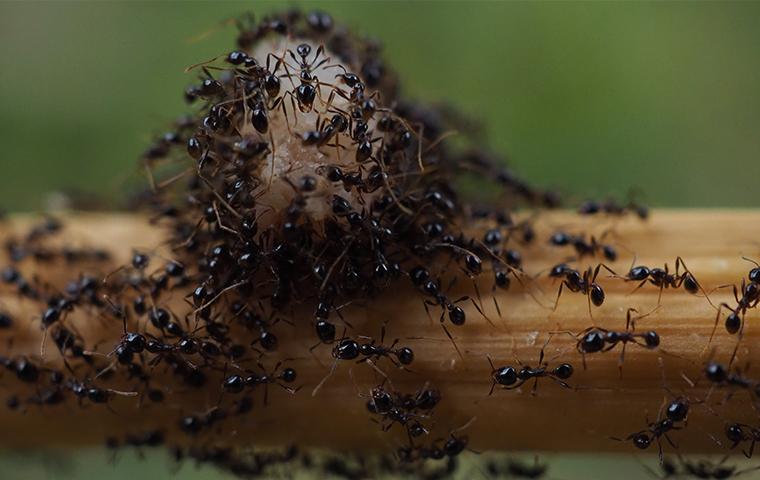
[1,1,759,479]
[1,1,759,212]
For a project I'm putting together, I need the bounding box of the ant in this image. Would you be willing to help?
[704,361,760,398]
[411,267,470,357]
[577,199,649,220]
[222,362,297,404]
[709,258,760,342]
[549,230,618,262]
[365,383,440,438]
[549,263,610,318]
[331,330,414,367]
[487,339,574,395]
[615,416,680,464]
[615,256,711,307]
[64,378,137,406]
[725,423,760,458]
[569,307,661,375]
[366,386,430,439]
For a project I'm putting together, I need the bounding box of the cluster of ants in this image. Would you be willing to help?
[1,8,760,480]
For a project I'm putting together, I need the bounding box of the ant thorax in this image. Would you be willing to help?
[244,38,385,227]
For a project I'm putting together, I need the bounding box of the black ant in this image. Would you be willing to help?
[365,385,431,439]
[222,362,297,404]
[549,263,610,317]
[549,230,618,261]
[331,329,414,367]
[65,378,137,406]
[725,423,760,458]
[570,307,661,375]
[487,340,574,395]
[709,258,760,342]
[577,199,648,220]
[411,267,470,357]
[615,256,711,306]
[615,416,680,464]
[704,361,760,398]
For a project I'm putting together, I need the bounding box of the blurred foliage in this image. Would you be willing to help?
[1,1,759,212]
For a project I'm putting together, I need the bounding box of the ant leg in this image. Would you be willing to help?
[627,279,648,296]
[492,290,502,319]
[548,376,572,389]
[552,282,566,311]
[618,342,627,379]
[708,303,734,346]
[440,323,463,360]
[591,263,603,283]
[728,315,745,369]
[422,300,435,327]
[311,358,339,397]
[678,256,718,309]
[538,336,552,366]
[488,379,497,396]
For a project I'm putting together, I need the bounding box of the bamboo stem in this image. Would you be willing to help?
[1,210,759,455]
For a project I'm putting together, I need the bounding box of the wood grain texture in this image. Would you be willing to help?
[1,210,759,454]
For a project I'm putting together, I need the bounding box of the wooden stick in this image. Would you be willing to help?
[1,210,759,455]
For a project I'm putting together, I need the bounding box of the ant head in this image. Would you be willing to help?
[643,331,660,349]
